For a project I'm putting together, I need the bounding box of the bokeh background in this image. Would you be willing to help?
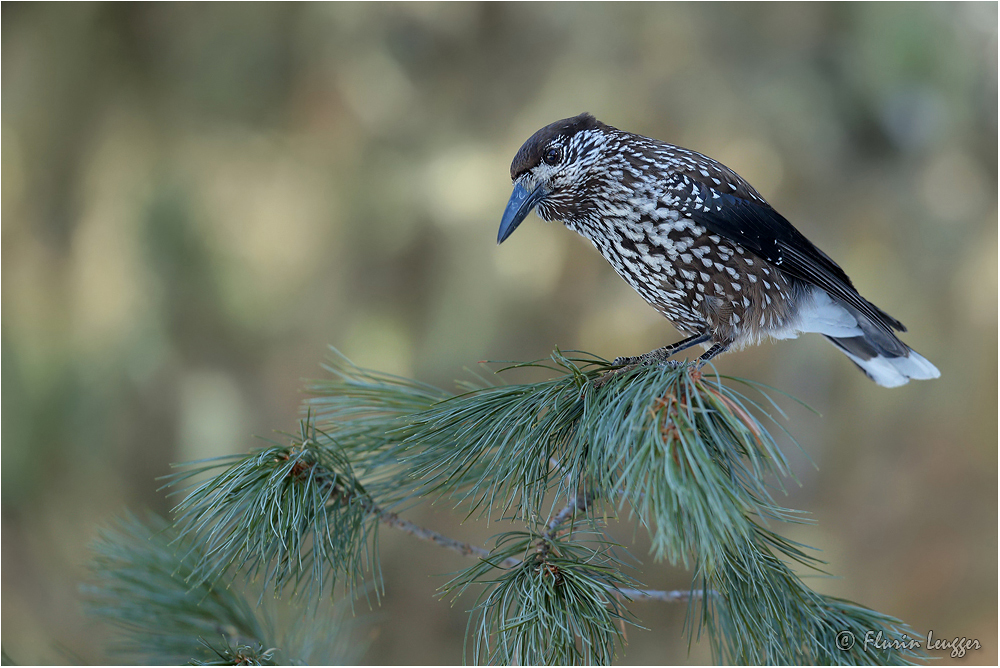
[2,3,996,664]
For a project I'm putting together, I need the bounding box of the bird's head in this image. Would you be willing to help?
[497,113,612,244]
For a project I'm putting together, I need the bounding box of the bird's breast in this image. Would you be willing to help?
[573,212,804,345]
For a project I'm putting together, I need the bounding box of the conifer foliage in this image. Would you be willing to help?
[83,349,920,665]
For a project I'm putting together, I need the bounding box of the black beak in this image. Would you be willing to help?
[497,182,546,244]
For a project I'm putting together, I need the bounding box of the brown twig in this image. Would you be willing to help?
[351,495,708,603]
[374,506,521,569]
[544,491,596,540]
[616,587,708,602]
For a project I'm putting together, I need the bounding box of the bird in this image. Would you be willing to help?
[497,113,940,387]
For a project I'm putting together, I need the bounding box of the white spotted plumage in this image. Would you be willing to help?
[502,114,940,386]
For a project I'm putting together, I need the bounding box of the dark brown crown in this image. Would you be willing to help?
[510,113,604,180]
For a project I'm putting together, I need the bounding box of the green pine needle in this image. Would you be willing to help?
[699,528,922,664]
[81,512,366,665]
[190,638,276,666]
[82,512,272,664]
[584,362,805,567]
[163,419,376,601]
[151,348,924,665]
[446,527,638,666]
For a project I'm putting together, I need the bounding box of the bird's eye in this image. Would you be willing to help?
[542,146,562,166]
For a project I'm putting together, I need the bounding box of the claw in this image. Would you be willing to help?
[594,363,636,389]
[613,355,680,369]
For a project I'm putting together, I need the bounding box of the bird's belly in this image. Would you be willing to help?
[594,246,708,337]
[587,221,802,345]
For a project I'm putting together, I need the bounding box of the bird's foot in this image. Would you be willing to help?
[596,356,682,389]
[612,353,682,368]
[594,363,634,389]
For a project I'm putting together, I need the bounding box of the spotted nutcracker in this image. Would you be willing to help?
[497,113,939,387]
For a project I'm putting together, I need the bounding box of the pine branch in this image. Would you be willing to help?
[617,587,702,603]
[165,425,697,603]
[163,419,377,601]
[443,526,641,665]
[149,348,922,665]
[310,349,920,664]
[544,490,596,539]
[82,512,271,664]
[371,492,698,603]
[81,512,363,665]
[368,501,516,568]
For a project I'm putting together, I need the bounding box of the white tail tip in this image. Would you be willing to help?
[835,346,941,388]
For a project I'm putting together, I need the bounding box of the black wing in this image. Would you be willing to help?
[672,173,906,336]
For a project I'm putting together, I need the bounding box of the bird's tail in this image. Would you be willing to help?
[823,334,940,388]
[787,286,940,387]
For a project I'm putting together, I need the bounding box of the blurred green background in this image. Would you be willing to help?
[2,2,996,664]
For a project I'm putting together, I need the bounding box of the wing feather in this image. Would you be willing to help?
[670,174,905,336]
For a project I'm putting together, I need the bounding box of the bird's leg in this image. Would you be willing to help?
[595,332,713,389]
[695,342,728,368]
[612,332,712,367]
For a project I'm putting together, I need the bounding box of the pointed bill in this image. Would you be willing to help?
[497,182,547,244]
